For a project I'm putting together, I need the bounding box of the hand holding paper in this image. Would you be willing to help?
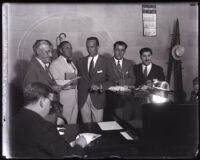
[56,76,81,90]
[70,133,101,148]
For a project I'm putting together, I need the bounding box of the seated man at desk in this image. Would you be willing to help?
[107,41,135,86]
[133,47,165,88]
[10,82,87,158]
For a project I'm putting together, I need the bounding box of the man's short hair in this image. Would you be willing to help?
[23,82,53,106]
[32,40,53,55]
[139,47,153,56]
[113,41,128,49]
[86,37,99,46]
[193,77,199,85]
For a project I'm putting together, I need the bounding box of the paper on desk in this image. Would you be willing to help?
[108,86,131,92]
[120,131,133,140]
[97,121,123,131]
[70,133,101,147]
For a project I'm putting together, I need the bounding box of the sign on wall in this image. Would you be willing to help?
[142,4,157,37]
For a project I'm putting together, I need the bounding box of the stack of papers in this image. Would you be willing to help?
[97,121,123,131]
[108,86,131,92]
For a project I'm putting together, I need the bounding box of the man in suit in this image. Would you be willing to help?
[76,37,113,123]
[107,41,135,86]
[10,83,87,158]
[23,40,64,124]
[49,41,78,124]
[106,41,136,120]
[133,47,165,87]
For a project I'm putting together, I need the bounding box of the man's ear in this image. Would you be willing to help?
[40,98,44,108]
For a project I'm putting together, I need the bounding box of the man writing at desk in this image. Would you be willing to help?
[133,47,165,88]
[10,83,87,158]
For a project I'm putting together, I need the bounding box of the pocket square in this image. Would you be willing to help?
[97,70,103,73]
[126,71,129,74]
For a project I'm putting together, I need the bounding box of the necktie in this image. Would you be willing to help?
[45,65,54,80]
[144,66,148,78]
[117,60,123,78]
[89,58,94,78]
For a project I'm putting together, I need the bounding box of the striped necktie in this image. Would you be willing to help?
[144,66,148,78]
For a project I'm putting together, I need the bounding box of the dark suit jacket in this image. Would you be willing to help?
[10,109,69,158]
[23,57,56,89]
[133,63,165,87]
[107,57,135,85]
[76,55,113,109]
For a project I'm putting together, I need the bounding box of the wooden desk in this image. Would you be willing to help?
[105,90,147,121]
[61,119,196,158]
[62,120,140,158]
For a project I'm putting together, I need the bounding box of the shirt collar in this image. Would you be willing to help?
[142,63,152,69]
[35,57,49,69]
[89,54,99,61]
[114,57,123,65]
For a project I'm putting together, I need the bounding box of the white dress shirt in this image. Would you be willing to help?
[142,63,152,76]
[88,54,99,71]
[114,57,123,68]
[35,57,49,69]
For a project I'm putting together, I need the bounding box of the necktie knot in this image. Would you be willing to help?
[117,60,121,68]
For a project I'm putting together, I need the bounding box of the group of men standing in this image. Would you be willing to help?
[23,36,165,125]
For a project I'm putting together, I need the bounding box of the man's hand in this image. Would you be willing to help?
[75,136,87,148]
[52,85,63,92]
[90,85,100,91]
[116,79,125,86]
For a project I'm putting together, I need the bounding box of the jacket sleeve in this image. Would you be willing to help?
[49,62,61,81]
[23,66,38,89]
[159,67,165,81]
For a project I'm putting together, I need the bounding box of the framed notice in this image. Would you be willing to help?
[142,4,157,37]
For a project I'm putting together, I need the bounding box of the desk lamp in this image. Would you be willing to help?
[148,81,170,103]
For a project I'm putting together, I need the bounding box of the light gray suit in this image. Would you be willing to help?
[49,56,78,124]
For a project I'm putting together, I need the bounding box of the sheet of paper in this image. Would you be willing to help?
[108,86,131,92]
[97,121,123,131]
[120,131,133,140]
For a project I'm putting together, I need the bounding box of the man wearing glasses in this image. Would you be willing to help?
[10,83,87,158]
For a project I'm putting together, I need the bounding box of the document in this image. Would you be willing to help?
[108,85,131,92]
[56,76,81,89]
[120,132,133,140]
[97,121,123,131]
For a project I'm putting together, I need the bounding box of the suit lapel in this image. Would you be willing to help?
[147,63,154,79]
[139,63,145,79]
[122,59,128,74]
[33,57,55,85]
[83,56,90,80]
[92,55,102,77]
[112,57,122,78]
